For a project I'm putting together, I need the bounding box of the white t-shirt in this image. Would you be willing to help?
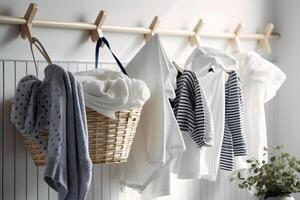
[235,51,286,164]
[171,72,219,180]
[170,47,237,181]
[119,34,185,192]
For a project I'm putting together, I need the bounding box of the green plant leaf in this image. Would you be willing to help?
[270,156,276,162]
[238,184,244,189]
[263,147,268,151]
[231,145,300,198]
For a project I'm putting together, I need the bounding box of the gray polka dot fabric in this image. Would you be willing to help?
[11,75,59,151]
[11,64,92,200]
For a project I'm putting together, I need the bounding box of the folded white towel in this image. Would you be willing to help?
[76,68,150,119]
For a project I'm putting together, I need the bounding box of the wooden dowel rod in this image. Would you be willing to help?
[0,15,280,40]
[200,32,235,39]
[104,25,152,34]
[157,29,195,36]
[34,20,96,30]
[0,15,26,24]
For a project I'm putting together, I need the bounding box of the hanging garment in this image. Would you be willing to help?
[220,70,247,171]
[75,68,150,119]
[234,51,286,164]
[143,69,213,197]
[119,34,185,194]
[180,46,246,181]
[140,100,181,198]
[201,83,215,148]
[11,64,92,200]
[171,69,223,180]
[171,75,214,179]
[172,70,213,148]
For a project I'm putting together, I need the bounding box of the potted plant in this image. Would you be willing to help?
[230,146,300,200]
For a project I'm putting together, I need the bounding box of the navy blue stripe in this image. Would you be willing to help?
[172,70,206,148]
[220,71,247,171]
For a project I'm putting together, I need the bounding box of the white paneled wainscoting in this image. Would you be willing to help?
[0,60,276,200]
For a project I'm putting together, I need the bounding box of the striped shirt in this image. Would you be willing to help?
[220,71,247,171]
[172,70,206,148]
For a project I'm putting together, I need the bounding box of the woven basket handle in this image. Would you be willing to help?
[95,37,128,76]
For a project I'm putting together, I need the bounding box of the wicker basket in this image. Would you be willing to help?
[23,131,48,166]
[23,107,142,166]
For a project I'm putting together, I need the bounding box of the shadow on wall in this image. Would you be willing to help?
[0,7,20,47]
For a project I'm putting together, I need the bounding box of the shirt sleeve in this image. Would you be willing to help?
[191,77,206,148]
[227,72,247,156]
[173,73,195,134]
[260,60,286,103]
[172,71,206,148]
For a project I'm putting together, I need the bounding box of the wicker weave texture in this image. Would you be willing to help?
[23,131,48,166]
[22,107,142,166]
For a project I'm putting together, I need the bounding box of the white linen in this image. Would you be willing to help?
[235,51,286,165]
[171,70,225,181]
[172,79,215,179]
[119,34,185,195]
[201,83,215,147]
[172,46,242,181]
[75,68,150,119]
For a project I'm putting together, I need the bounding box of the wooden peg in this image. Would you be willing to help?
[21,3,38,40]
[230,22,244,52]
[259,23,274,54]
[144,16,160,41]
[190,19,203,46]
[91,10,107,42]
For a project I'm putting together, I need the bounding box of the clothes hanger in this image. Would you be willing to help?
[21,3,52,76]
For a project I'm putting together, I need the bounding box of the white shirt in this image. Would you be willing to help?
[170,47,234,181]
[235,51,286,164]
[171,71,219,179]
[119,34,185,192]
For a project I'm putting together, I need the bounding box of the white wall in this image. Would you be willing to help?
[0,0,276,200]
[273,1,300,198]
[0,0,274,62]
[274,0,300,157]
